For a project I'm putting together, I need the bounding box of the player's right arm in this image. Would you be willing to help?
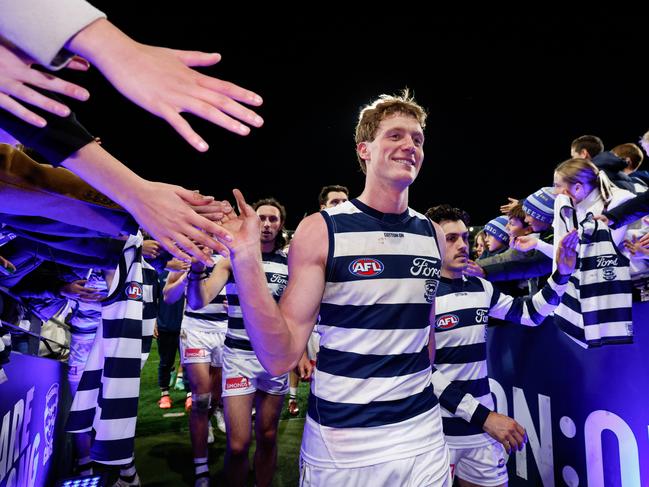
[226,191,326,375]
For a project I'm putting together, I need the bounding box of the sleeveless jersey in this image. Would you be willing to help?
[302,199,445,468]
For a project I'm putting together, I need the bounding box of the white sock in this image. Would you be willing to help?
[194,456,209,477]
[120,460,137,481]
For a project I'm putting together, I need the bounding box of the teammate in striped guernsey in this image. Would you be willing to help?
[187,198,289,487]
[217,91,451,486]
[163,252,228,486]
[426,205,578,487]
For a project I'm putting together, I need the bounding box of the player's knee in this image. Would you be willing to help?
[192,392,212,413]
[228,436,252,456]
[257,426,278,447]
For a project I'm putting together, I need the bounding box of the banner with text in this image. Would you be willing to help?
[487,301,649,487]
[0,353,68,487]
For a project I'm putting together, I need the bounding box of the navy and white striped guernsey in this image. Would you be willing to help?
[224,249,288,355]
[432,271,569,448]
[182,255,227,333]
[552,195,633,348]
[301,199,445,468]
[67,233,157,465]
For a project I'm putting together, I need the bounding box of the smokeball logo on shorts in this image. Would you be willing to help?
[349,258,384,277]
[184,348,207,358]
[225,377,250,390]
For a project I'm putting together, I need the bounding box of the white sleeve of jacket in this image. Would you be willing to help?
[0,0,106,69]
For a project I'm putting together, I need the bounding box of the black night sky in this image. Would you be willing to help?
[69,7,649,229]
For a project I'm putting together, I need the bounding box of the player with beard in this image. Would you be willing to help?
[186,198,288,487]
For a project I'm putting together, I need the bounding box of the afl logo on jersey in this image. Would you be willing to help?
[349,258,384,277]
[436,314,459,330]
[125,281,143,301]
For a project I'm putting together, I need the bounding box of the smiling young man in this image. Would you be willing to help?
[426,204,578,487]
[218,91,451,486]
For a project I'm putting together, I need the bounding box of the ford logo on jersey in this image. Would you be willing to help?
[436,314,459,329]
[349,258,384,277]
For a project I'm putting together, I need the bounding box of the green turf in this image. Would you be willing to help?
[134,340,309,486]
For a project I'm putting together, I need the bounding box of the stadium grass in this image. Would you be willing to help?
[134,340,309,486]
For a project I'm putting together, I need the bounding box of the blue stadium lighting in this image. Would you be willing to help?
[58,474,104,487]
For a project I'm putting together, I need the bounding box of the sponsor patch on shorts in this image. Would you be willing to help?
[225,376,250,390]
[184,348,207,358]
